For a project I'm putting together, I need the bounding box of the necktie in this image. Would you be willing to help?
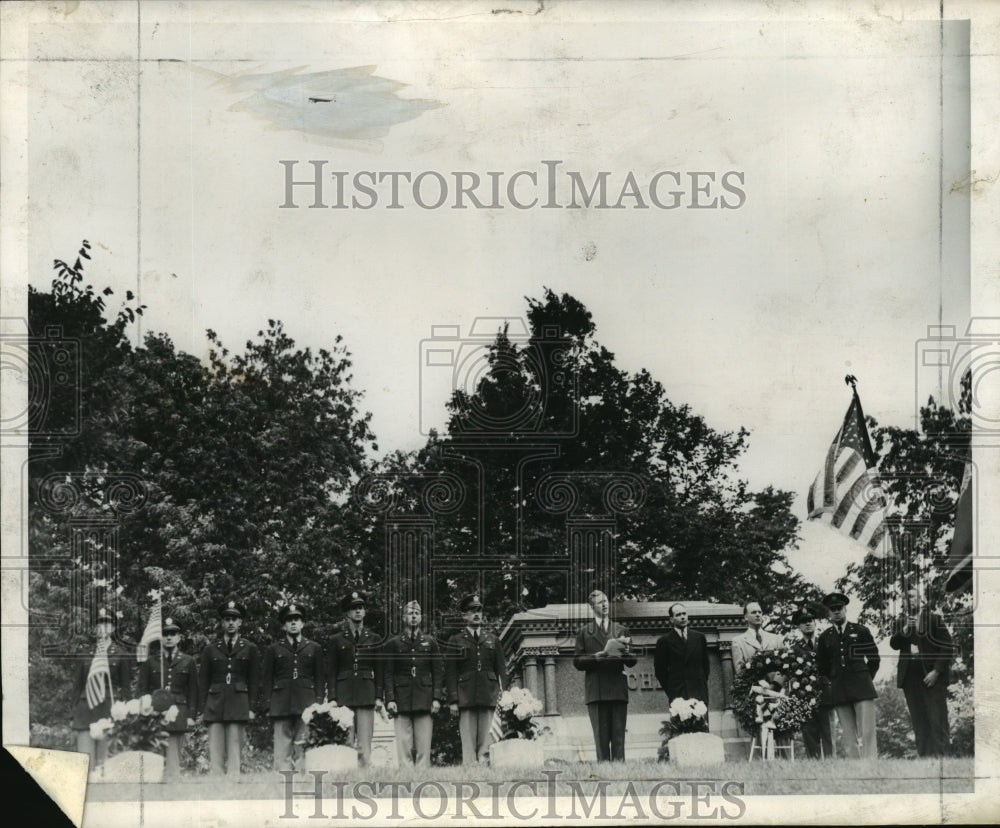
[474,629,480,644]
[227,637,233,654]
[681,628,686,641]
[354,630,360,645]
[755,630,763,646]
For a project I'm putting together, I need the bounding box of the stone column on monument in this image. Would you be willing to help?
[523,653,540,700]
[542,654,558,715]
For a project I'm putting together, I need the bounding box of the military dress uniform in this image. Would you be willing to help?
[383,611,444,768]
[71,608,133,768]
[327,592,383,767]
[262,603,326,771]
[137,616,199,778]
[445,595,508,765]
[199,600,261,776]
[816,593,880,759]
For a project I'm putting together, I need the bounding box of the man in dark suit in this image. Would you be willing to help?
[445,594,508,765]
[199,599,261,776]
[137,615,199,779]
[383,600,443,768]
[889,584,953,756]
[654,602,710,705]
[70,607,132,771]
[785,606,833,759]
[327,591,383,767]
[572,590,638,761]
[816,592,880,759]
[262,603,325,771]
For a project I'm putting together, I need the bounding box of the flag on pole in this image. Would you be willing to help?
[945,458,973,593]
[807,384,891,555]
[136,601,162,663]
[489,703,505,743]
[85,639,111,709]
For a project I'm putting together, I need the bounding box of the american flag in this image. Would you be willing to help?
[945,458,973,593]
[807,389,891,555]
[136,602,162,663]
[85,639,111,709]
[488,703,504,743]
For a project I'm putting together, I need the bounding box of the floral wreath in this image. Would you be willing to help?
[731,646,821,737]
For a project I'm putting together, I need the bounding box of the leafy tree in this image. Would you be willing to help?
[388,289,816,621]
[27,244,379,743]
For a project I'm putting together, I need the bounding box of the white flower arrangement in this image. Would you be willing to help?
[92,697,173,753]
[301,701,354,748]
[495,687,546,740]
[665,697,709,735]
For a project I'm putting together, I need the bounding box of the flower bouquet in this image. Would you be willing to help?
[664,697,710,736]
[494,687,547,740]
[89,695,178,754]
[301,701,354,748]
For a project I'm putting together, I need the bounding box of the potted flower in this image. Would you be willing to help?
[489,687,549,767]
[659,697,724,765]
[300,701,357,772]
[89,694,179,782]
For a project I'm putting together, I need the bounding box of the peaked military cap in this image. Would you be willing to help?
[162,616,181,633]
[821,592,850,609]
[278,603,305,623]
[342,591,366,611]
[219,599,245,618]
[460,594,483,612]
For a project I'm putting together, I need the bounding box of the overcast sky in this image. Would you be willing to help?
[11,3,975,599]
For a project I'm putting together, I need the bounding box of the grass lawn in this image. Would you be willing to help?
[85,757,975,800]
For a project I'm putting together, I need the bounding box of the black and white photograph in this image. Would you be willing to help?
[1,1,997,825]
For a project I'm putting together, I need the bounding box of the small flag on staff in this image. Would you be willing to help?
[136,601,162,663]
[807,378,891,556]
[945,458,973,593]
[489,703,504,743]
[85,639,111,709]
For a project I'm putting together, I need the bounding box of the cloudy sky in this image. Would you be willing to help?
[9,2,978,598]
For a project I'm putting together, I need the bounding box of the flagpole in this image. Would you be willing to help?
[158,593,165,690]
[106,638,115,706]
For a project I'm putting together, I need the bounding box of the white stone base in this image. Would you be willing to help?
[667,732,725,766]
[304,744,358,772]
[91,751,164,783]
[490,738,545,767]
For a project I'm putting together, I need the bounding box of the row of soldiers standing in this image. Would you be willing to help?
[73,593,507,778]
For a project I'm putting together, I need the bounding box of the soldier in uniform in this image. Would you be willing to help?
[445,594,508,765]
[816,592,880,759]
[198,599,261,776]
[137,615,199,779]
[382,600,443,768]
[71,607,132,770]
[786,606,833,759]
[261,603,326,772]
[327,591,383,767]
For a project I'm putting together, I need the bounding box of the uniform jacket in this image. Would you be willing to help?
[888,608,953,688]
[573,620,638,704]
[198,635,261,722]
[784,631,832,707]
[262,636,325,717]
[327,625,383,708]
[653,627,710,704]
[816,621,880,705]
[138,648,199,731]
[382,630,444,714]
[445,627,508,709]
[71,641,133,729]
[731,628,786,674]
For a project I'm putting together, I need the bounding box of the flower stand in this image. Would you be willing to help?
[489,738,544,768]
[91,751,164,783]
[667,732,725,766]
[304,744,358,773]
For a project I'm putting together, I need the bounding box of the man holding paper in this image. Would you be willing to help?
[573,590,638,761]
